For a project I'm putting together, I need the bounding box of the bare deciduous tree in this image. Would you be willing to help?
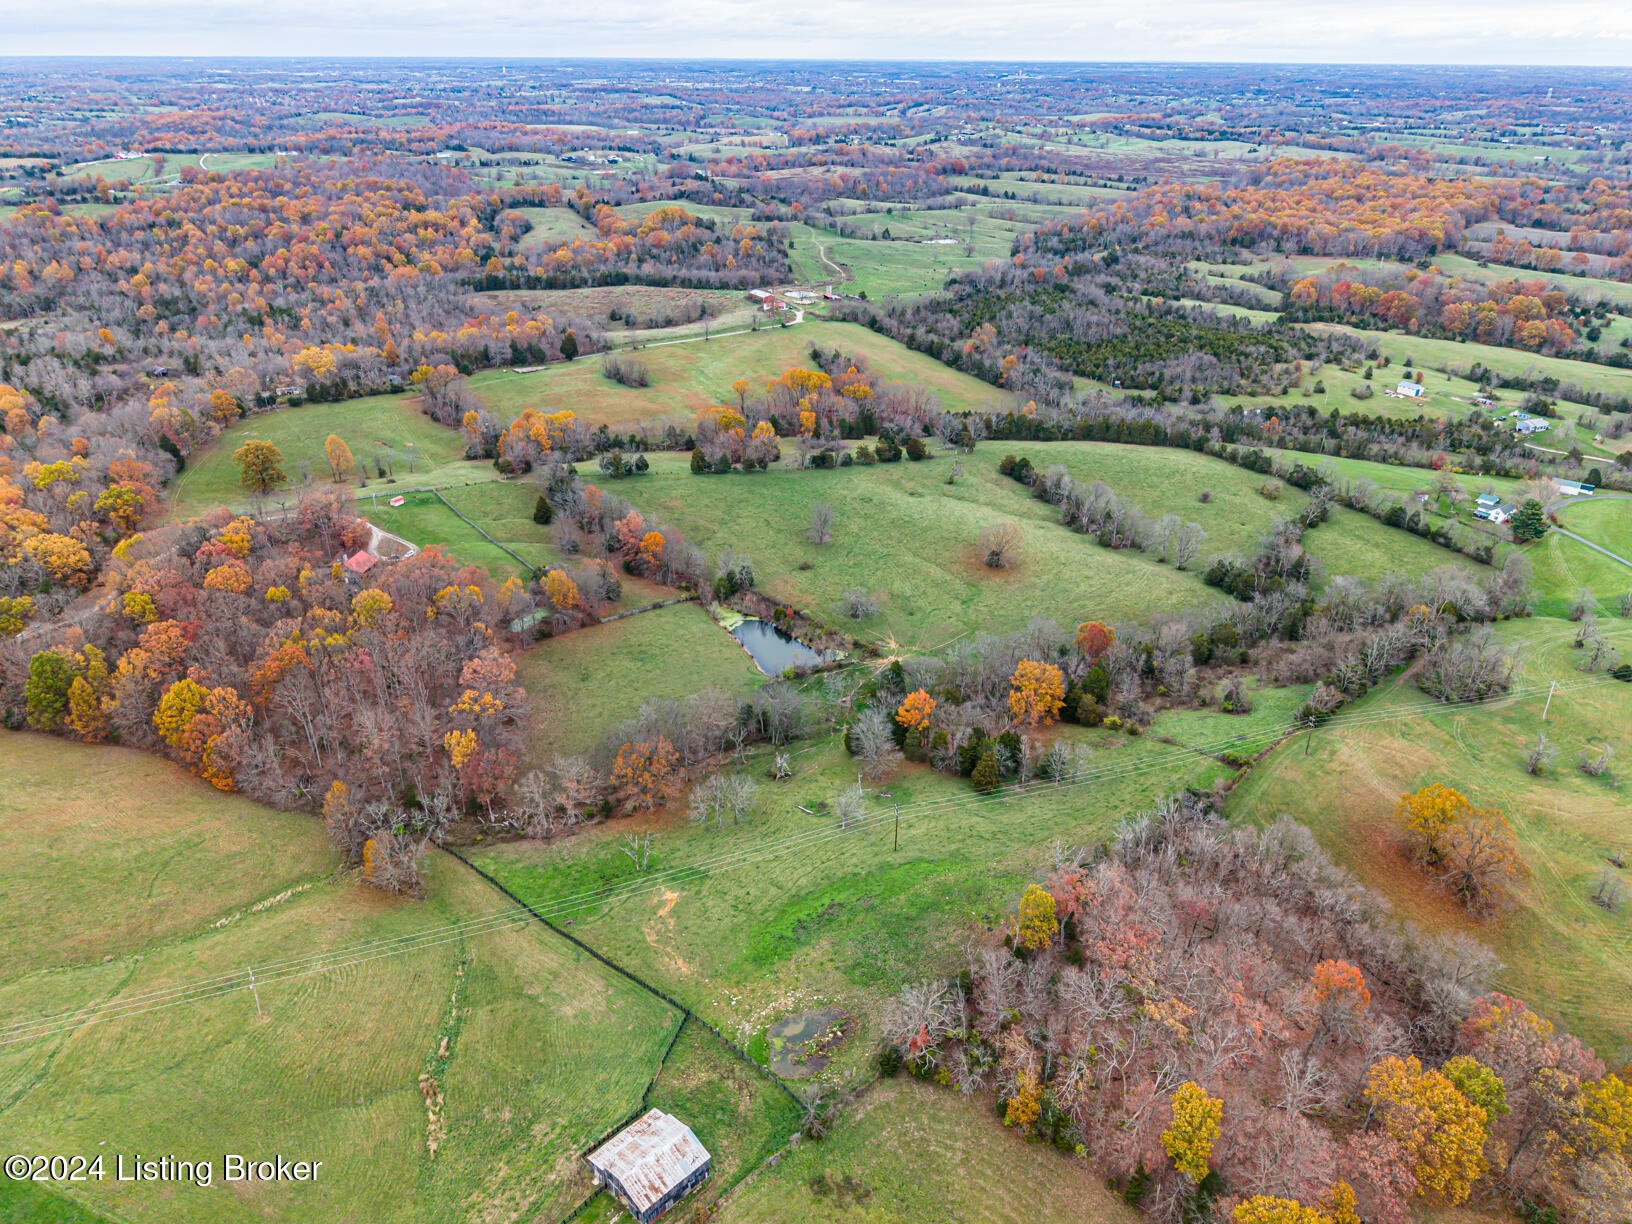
[1591,866,1626,911]
[978,521,1023,570]
[1171,521,1209,570]
[688,773,760,830]
[1526,733,1557,775]
[834,781,866,831]
[850,707,898,779]
[1579,744,1614,778]
[807,501,835,545]
[835,588,880,620]
[621,832,654,872]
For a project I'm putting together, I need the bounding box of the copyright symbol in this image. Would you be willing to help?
[3,1155,28,1180]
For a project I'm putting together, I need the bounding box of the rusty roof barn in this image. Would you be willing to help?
[584,1109,711,1222]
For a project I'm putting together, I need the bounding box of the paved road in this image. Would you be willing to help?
[1552,493,1632,572]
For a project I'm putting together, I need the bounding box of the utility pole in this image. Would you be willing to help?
[247,965,263,1019]
[1542,680,1558,721]
[893,803,899,852]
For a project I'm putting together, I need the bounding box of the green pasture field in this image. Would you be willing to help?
[468,321,1007,429]
[1556,498,1632,561]
[0,735,680,1224]
[55,151,280,186]
[617,442,1475,649]
[621,447,1224,648]
[0,1182,110,1223]
[718,1077,1148,1224]
[787,215,1018,298]
[56,153,202,183]
[945,174,1132,206]
[360,488,539,583]
[358,480,678,600]
[1525,526,1632,616]
[1301,324,1632,402]
[515,599,764,764]
[1174,298,1283,325]
[1431,253,1632,311]
[167,392,475,519]
[473,730,1232,1087]
[1227,617,1632,1055]
[612,200,754,227]
[512,205,598,246]
[473,284,751,329]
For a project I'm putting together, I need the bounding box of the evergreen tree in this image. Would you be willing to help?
[972,749,1000,794]
[1511,498,1548,543]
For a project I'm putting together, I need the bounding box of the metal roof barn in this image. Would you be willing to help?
[584,1109,711,1222]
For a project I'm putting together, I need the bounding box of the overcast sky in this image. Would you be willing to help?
[5,0,1632,64]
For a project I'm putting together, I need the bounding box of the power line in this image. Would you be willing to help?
[1,672,1618,1047]
[3,671,1609,1033]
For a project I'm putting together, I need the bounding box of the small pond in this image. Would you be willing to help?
[730,618,831,676]
[766,1007,850,1078]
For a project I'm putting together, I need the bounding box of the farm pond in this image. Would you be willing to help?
[729,618,832,676]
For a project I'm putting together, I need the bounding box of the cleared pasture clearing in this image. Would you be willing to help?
[473,283,749,327]
[0,1182,110,1222]
[639,1016,803,1204]
[516,599,764,764]
[718,1077,1147,1224]
[362,487,539,582]
[791,220,1013,298]
[1304,323,1632,402]
[474,731,1230,1083]
[1525,526,1632,615]
[0,736,338,981]
[167,392,474,519]
[1432,253,1632,310]
[945,174,1133,206]
[622,443,1474,647]
[1558,497,1632,561]
[621,448,1221,647]
[0,737,680,1224]
[1226,618,1632,1055]
[513,205,598,246]
[469,321,1006,428]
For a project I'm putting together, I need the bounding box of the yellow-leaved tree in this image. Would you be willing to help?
[1007,659,1065,727]
[324,434,355,482]
[1364,1055,1489,1204]
[1162,1081,1223,1183]
[1016,884,1058,951]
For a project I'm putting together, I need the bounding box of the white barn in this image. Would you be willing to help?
[1396,380,1426,398]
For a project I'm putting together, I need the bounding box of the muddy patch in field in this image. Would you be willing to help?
[766,1007,850,1078]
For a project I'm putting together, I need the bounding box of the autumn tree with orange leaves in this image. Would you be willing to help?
[1008,660,1065,727]
[611,737,680,811]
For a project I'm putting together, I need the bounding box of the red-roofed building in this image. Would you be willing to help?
[343,551,379,576]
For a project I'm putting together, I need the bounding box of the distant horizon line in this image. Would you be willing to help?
[0,54,1627,70]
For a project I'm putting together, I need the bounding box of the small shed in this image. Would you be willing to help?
[585,1109,711,1223]
[343,550,378,577]
[1556,479,1595,498]
[1396,380,1426,398]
